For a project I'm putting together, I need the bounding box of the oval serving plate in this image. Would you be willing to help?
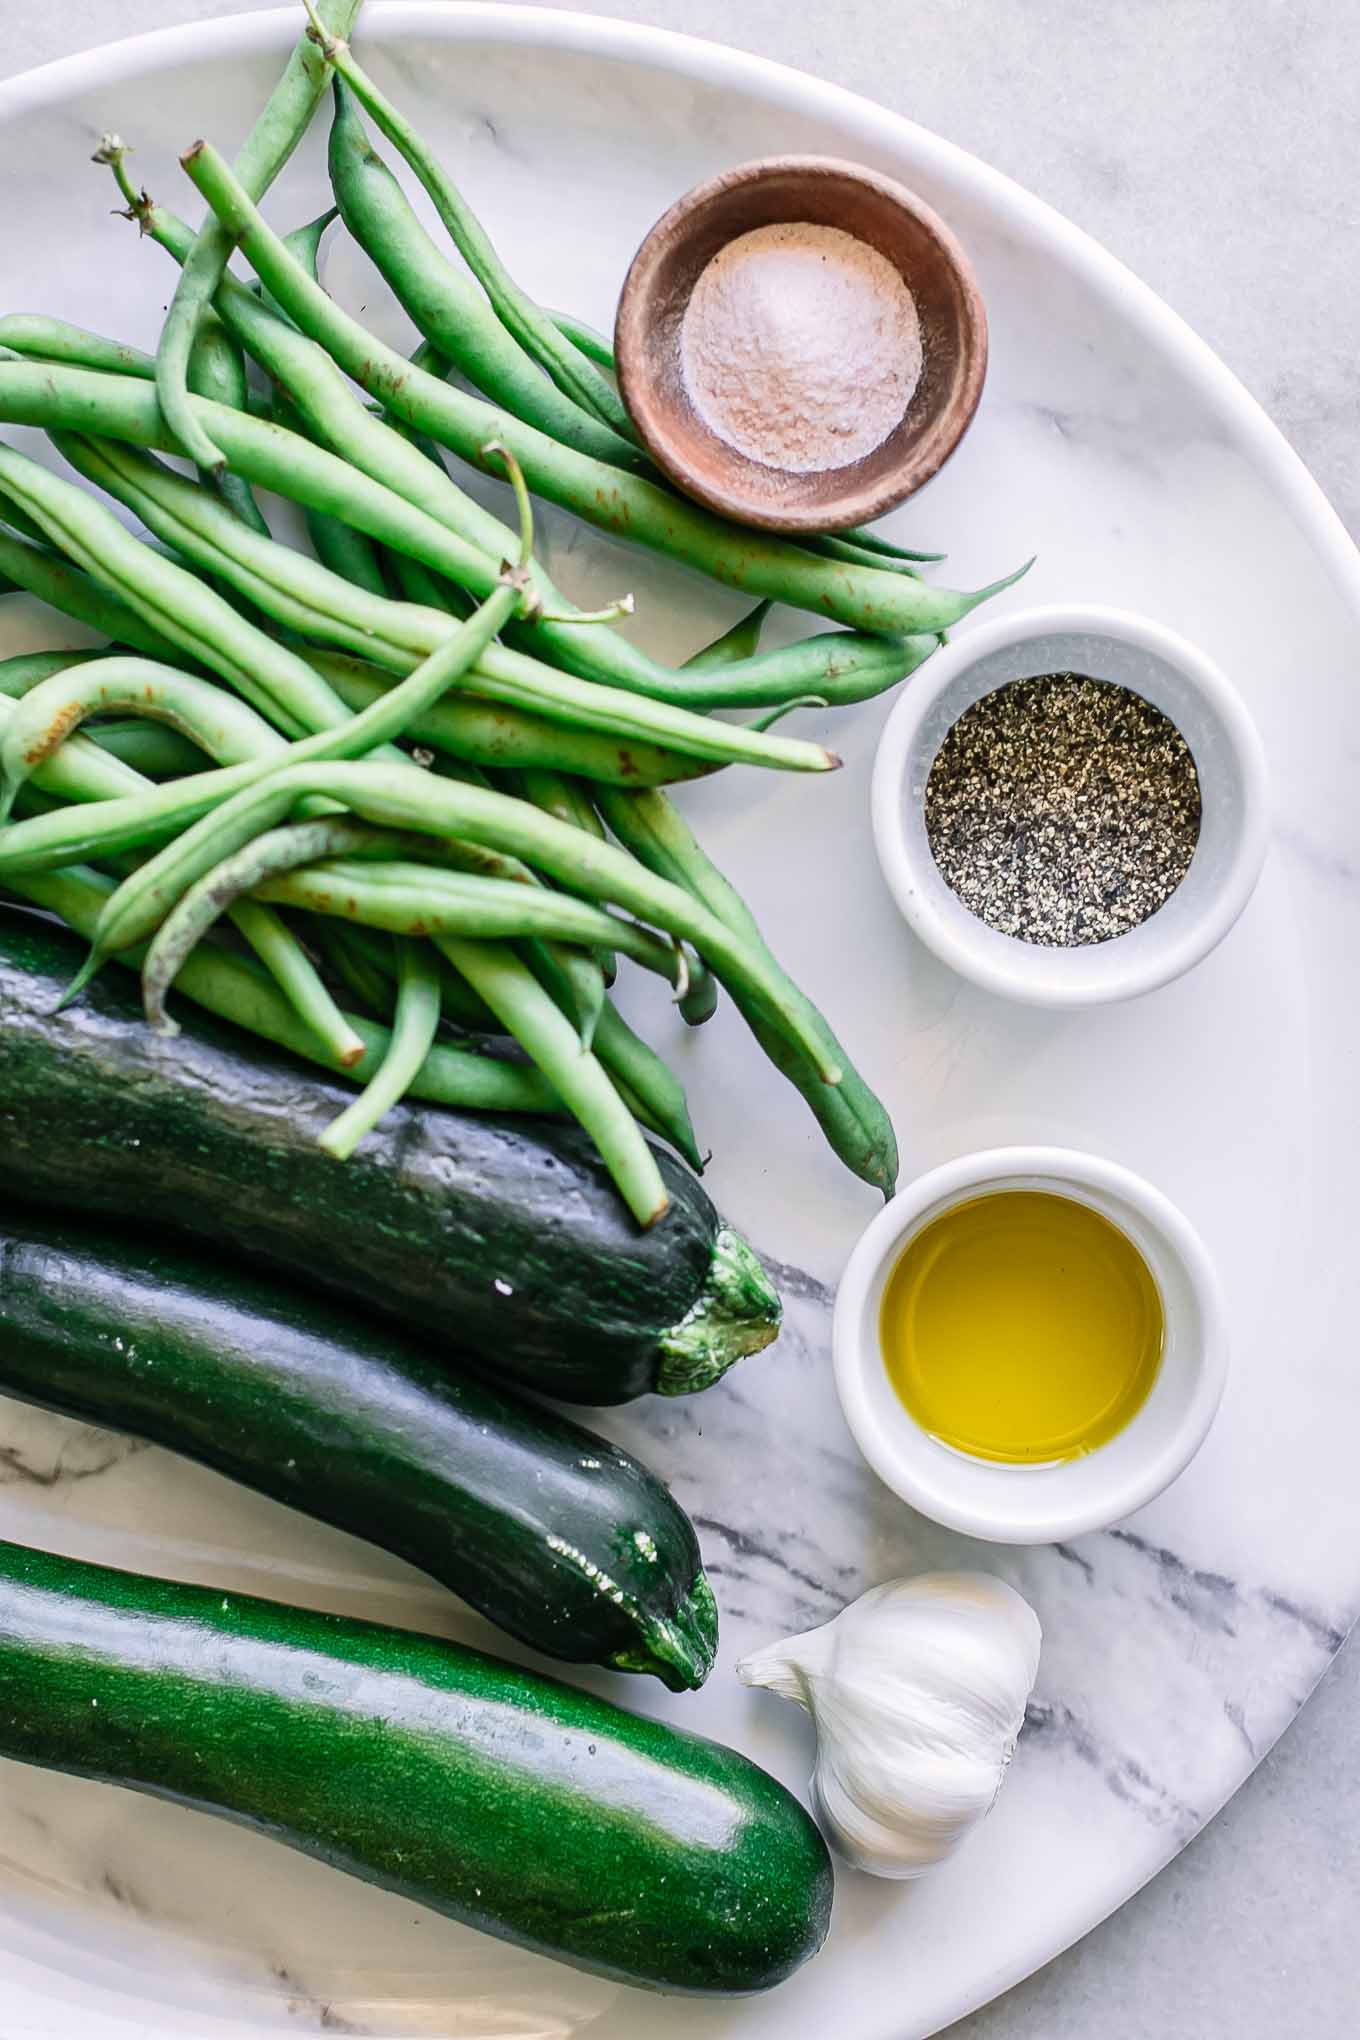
[1,9,1358,2039]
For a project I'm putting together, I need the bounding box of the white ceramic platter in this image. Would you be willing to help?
[1,9,1358,2038]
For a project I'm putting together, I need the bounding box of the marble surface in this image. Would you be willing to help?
[2,6,1359,2037]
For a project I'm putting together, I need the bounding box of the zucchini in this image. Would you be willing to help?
[0,908,780,1402]
[0,1208,716,1690]
[0,1541,833,1994]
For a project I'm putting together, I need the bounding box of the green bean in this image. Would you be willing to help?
[597,786,898,1194]
[280,207,338,280]
[180,140,1030,638]
[382,547,472,617]
[304,480,389,593]
[522,940,701,1170]
[319,935,441,1159]
[83,758,842,1087]
[673,630,937,711]
[3,858,555,1115]
[144,0,363,473]
[522,311,951,571]
[684,603,772,672]
[807,534,920,579]
[308,21,634,440]
[0,314,156,379]
[98,167,571,616]
[328,83,644,466]
[0,602,525,881]
[502,767,614,1040]
[535,936,605,1048]
[186,316,270,535]
[310,919,397,1022]
[831,526,946,565]
[547,309,616,373]
[0,442,333,737]
[1,358,929,711]
[50,428,838,775]
[225,894,365,1068]
[0,523,185,662]
[0,654,285,821]
[258,860,684,987]
[306,647,706,786]
[434,932,666,1226]
[0,649,102,698]
[0,495,56,546]
[141,813,386,1037]
[272,216,391,595]
[83,719,209,779]
[0,689,149,808]
[535,314,941,562]
[0,493,539,887]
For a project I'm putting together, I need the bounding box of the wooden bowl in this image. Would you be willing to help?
[614,155,988,535]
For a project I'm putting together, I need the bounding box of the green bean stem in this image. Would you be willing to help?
[179,140,1030,638]
[144,0,362,472]
[319,935,442,1159]
[435,933,666,1226]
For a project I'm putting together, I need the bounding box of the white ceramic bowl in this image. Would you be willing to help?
[833,1146,1228,1542]
[870,604,1270,1005]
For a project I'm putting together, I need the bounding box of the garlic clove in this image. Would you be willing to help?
[737,1573,1041,1880]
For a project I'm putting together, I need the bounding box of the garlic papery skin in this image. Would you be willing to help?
[736,1572,1041,1879]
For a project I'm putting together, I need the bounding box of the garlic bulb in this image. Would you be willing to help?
[736,1572,1041,1879]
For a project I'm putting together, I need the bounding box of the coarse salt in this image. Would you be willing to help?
[680,221,923,474]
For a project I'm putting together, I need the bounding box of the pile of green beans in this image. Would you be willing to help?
[0,0,1029,1218]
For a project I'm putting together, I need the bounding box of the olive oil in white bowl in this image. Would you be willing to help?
[834,1147,1227,1543]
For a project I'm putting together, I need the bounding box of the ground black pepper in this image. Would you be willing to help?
[924,672,1202,946]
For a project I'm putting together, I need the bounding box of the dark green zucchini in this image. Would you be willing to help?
[0,1208,715,1690]
[0,908,779,1402]
[0,1540,833,1993]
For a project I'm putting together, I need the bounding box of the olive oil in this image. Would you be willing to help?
[880,1191,1163,1464]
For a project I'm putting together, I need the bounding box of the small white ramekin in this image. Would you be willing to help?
[870,604,1270,1006]
[832,1146,1228,1543]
